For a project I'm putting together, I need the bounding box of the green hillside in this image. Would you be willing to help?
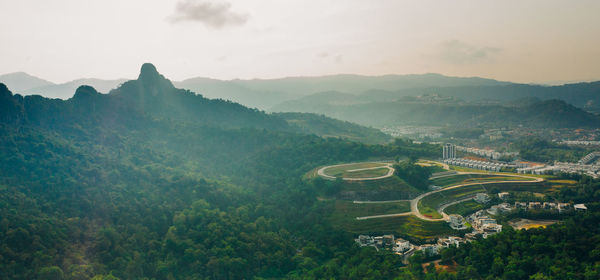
[275,112,391,144]
[0,64,440,279]
[273,96,600,128]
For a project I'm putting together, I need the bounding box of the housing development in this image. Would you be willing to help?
[315,143,591,262]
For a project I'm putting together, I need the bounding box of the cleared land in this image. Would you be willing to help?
[340,167,391,178]
[509,219,558,230]
[330,214,455,240]
[322,162,388,177]
[430,174,535,188]
[328,200,411,224]
[418,185,487,219]
[443,199,484,216]
[336,176,421,201]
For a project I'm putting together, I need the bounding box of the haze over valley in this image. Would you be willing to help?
[2,1,600,280]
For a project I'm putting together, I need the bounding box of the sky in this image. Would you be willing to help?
[0,0,599,84]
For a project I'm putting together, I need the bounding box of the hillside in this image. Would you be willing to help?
[351,82,600,113]
[273,94,600,128]
[175,73,508,110]
[0,72,55,93]
[0,63,443,279]
[275,112,391,144]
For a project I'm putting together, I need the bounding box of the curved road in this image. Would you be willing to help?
[317,162,395,181]
[410,174,543,221]
[354,169,543,221]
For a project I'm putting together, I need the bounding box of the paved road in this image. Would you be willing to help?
[353,164,543,221]
[353,199,411,204]
[321,160,544,221]
[436,196,477,220]
[411,174,543,221]
[317,162,395,181]
[355,212,412,220]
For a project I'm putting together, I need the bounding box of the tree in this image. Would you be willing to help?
[38,266,64,280]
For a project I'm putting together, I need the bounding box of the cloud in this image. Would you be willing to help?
[439,40,501,64]
[167,0,248,29]
[316,52,343,64]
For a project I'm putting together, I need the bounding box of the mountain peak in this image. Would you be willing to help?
[0,83,9,94]
[139,63,160,81]
[73,85,99,100]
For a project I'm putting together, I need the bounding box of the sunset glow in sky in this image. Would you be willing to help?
[1,0,599,83]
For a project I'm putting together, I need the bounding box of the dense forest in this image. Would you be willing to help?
[513,137,592,163]
[0,64,439,279]
[2,64,600,279]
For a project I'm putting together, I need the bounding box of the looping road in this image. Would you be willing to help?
[317,162,395,181]
[345,167,544,221]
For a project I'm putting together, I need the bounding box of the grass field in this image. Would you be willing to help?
[322,162,388,177]
[417,162,447,173]
[331,214,455,240]
[509,219,558,230]
[328,200,410,223]
[448,165,485,173]
[549,179,578,185]
[418,185,487,218]
[339,167,390,178]
[336,176,423,201]
[443,200,484,216]
[430,174,535,187]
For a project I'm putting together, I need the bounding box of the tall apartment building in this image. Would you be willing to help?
[443,143,456,159]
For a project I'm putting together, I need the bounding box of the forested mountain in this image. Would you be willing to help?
[7,70,600,114]
[0,63,440,279]
[349,82,600,113]
[273,94,600,128]
[174,73,508,109]
[275,112,391,144]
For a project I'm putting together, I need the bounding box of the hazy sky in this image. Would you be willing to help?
[1,0,599,83]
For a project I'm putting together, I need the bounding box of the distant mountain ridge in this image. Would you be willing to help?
[0,64,289,131]
[271,97,600,128]
[174,73,510,109]
[0,63,392,144]
[3,70,600,114]
[0,72,127,99]
[0,72,54,93]
[1,71,511,108]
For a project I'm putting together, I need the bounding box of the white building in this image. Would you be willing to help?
[393,239,412,253]
[448,214,467,230]
[475,193,490,204]
[498,192,510,200]
[443,143,456,159]
[420,244,441,257]
[574,204,587,211]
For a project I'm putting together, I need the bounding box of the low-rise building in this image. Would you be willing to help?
[481,223,502,234]
[515,202,527,209]
[558,203,571,212]
[498,192,510,200]
[574,204,587,211]
[356,235,375,247]
[475,193,490,204]
[437,236,464,248]
[543,202,557,209]
[383,235,395,246]
[420,244,441,257]
[448,214,468,230]
[393,239,412,253]
[528,202,541,209]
